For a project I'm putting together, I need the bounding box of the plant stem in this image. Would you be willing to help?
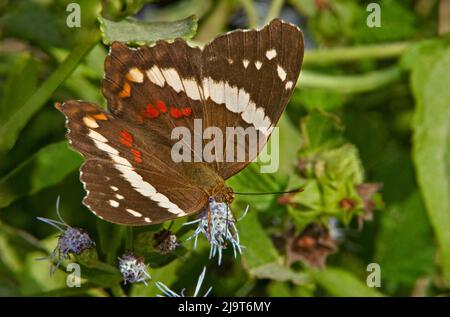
[239,0,259,28]
[303,42,411,65]
[299,66,402,93]
[265,0,284,25]
[125,227,133,250]
[195,1,234,43]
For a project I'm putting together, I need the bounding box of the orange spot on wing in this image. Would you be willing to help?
[143,104,159,118]
[170,107,183,119]
[134,156,143,164]
[182,107,192,117]
[93,113,108,120]
[156,100,167,113]
[119,82,131,98]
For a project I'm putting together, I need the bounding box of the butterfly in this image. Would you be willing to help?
[56,19,304,226]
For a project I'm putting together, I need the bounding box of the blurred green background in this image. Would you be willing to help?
[0,0,449,297]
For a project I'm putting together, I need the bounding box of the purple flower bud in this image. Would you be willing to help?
[37,197,95,275]
[118,253,151,285]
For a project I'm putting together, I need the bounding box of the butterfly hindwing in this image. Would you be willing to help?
[56,100,208,225]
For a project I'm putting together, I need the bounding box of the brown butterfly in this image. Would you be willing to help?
[56,19,304,226]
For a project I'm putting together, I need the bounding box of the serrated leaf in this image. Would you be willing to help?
[99,15,198,45]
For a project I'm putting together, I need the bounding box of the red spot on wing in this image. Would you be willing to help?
[120,130,133,147]
[156,100,167,113]
[182,107,192,117]
[131,148,141,157]
[170,107,183,119]
[131,148,143,163]
[143,104,159,118]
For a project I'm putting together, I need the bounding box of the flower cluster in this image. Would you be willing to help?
[118,253,151,285]
[37,197,95,274]
[184,198,247,265]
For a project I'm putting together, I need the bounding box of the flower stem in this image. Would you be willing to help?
[265,0,285,25]
[303,42,411,65]
[239,0,259,28]
[299,66,402,93]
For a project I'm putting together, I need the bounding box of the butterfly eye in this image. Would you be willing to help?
[208,197,214,203]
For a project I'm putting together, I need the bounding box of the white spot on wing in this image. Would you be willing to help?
[93,139,119,155]
[113,163,185,215]
[146,65,165,87]
[243,59,249,68]
[83,116,98,129]
[126,209,142,217]
[265,49,277,60]
[88,129,108,143]
[115,194,124,200]
[224,83,239,113]
[277,65,287,81]
[144,217,151,223]
[285,81,294,89]
[128,67,144,83]
[209,78,225,104]
[110,186,118,191]
[255,61,262,69]
[161,68,183,93]
[109,200,119,207]
[182,78,201,100]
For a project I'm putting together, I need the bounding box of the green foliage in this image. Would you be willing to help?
[0,0,448,297]
[408,41,450,285]
[99,15,198,45]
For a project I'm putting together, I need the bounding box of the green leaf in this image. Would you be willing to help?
[0,34,100,152]
[95,220,125,265]
[0,142,83,208]
[0,53,38,123]
[308,267,384,297]
[411,44,450,285]
[140,0,212,21]
[237,211,280,270]
[99,15,198,45]
[251,262,309,285]
[375,191,435,292]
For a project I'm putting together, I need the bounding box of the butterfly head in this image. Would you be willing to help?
[210,182,234,205]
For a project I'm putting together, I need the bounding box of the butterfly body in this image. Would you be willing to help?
[57,19,304,225]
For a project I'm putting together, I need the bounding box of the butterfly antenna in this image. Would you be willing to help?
[234,188,303,195]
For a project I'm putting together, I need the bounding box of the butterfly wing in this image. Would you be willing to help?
[102,19,304,180]
[56,100,208,225]
[202,19,304,178]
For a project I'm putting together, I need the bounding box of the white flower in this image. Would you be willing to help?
[184,198,248,265]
